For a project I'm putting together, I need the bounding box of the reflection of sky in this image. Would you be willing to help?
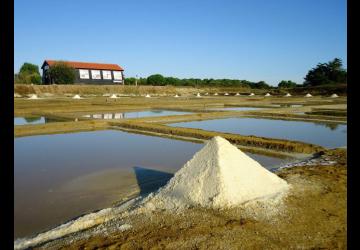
[82,110,191,119]
[171,118,347,148]
[14,117,45,125]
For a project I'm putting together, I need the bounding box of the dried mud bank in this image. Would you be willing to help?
[22,149,346,250]
[111,121,324,154]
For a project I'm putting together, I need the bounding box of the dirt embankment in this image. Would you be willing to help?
[15,84,347,97]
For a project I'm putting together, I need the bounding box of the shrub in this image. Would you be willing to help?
[49,62,76,84]
[15,62,42,84]
[147,74,165,86]
[278,80,297,88]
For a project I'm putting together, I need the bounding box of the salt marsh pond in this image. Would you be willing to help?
[14,130,291,239]
[170,118,347,148]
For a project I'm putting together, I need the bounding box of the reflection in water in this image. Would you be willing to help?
[15,117,75,125]
[278,104,303,108]
[24,117,42,123]
[82,110,191,120]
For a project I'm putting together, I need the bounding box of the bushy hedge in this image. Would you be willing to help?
[135,74,273,89]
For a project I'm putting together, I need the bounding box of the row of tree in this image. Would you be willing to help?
[14,58,346,87]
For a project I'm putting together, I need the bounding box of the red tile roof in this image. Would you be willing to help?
[43,60,124,71]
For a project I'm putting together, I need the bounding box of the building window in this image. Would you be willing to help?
[91,70,101,79]
[113,71,123,80]
[79,69,90,79]
[102,70,112,80]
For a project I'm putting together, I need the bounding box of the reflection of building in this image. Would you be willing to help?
[84,113,126,119]
[41,60,124,84]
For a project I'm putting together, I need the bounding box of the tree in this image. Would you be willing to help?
[48,62,76,84]
[15,62,42,84]
[278,80,297,88]
[253,81,270,89]
[304,58,347,86]
[147,74,165,86]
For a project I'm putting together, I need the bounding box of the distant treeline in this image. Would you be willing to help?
[125,75,276,89]
[15,58,346,88]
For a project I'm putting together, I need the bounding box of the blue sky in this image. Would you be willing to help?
[14,0,346,85]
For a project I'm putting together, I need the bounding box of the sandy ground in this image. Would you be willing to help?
[32,149,346,250]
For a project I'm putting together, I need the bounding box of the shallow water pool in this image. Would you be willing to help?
[14,130,290,239]
[81,110,192,119]
[170,118,347,148]
[14,117,72,125]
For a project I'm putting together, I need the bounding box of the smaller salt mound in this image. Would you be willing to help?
[144,137,289,210]
[305,93,312,97]
[73,94,81,99]
[145,94,151,98]
[331,93,339,98]
[110,94,118,99]
[235,93,240,96]
[174,94,179,98]
[196,93,201,97]
[249,93,255,96]
[28,94,38,99]
[214,93,218,96]
[224,93,229,96]
[265,93,271,97]
[284,93,291,97]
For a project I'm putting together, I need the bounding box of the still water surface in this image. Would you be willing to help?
[14,130,290,239]
[14,117,71,125]
[170,118,347,148]
[81,110,191,119]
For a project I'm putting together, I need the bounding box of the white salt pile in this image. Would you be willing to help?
[284,93,291,97]
[224,93,229,96]
[73,94,81,99]
[305,93,312,97]
[174,94,179,98]
[196,93,201,97]
[330,93,339,98]
[145,94,151,98]
[235,93,240,96]
[28,94,38,99]
[110,94,118,99]
[249,93,255,96]
[214,93,218,96]
[265,93,271,97]
[144,136,289,210]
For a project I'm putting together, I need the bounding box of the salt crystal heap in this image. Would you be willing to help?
[28,94,39,99]
[144,136,289,210]
[73,94,81,99]
[265,93,271,97]
[110,94,118,99]
[330,93,339,98]
[284,93,291,97]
